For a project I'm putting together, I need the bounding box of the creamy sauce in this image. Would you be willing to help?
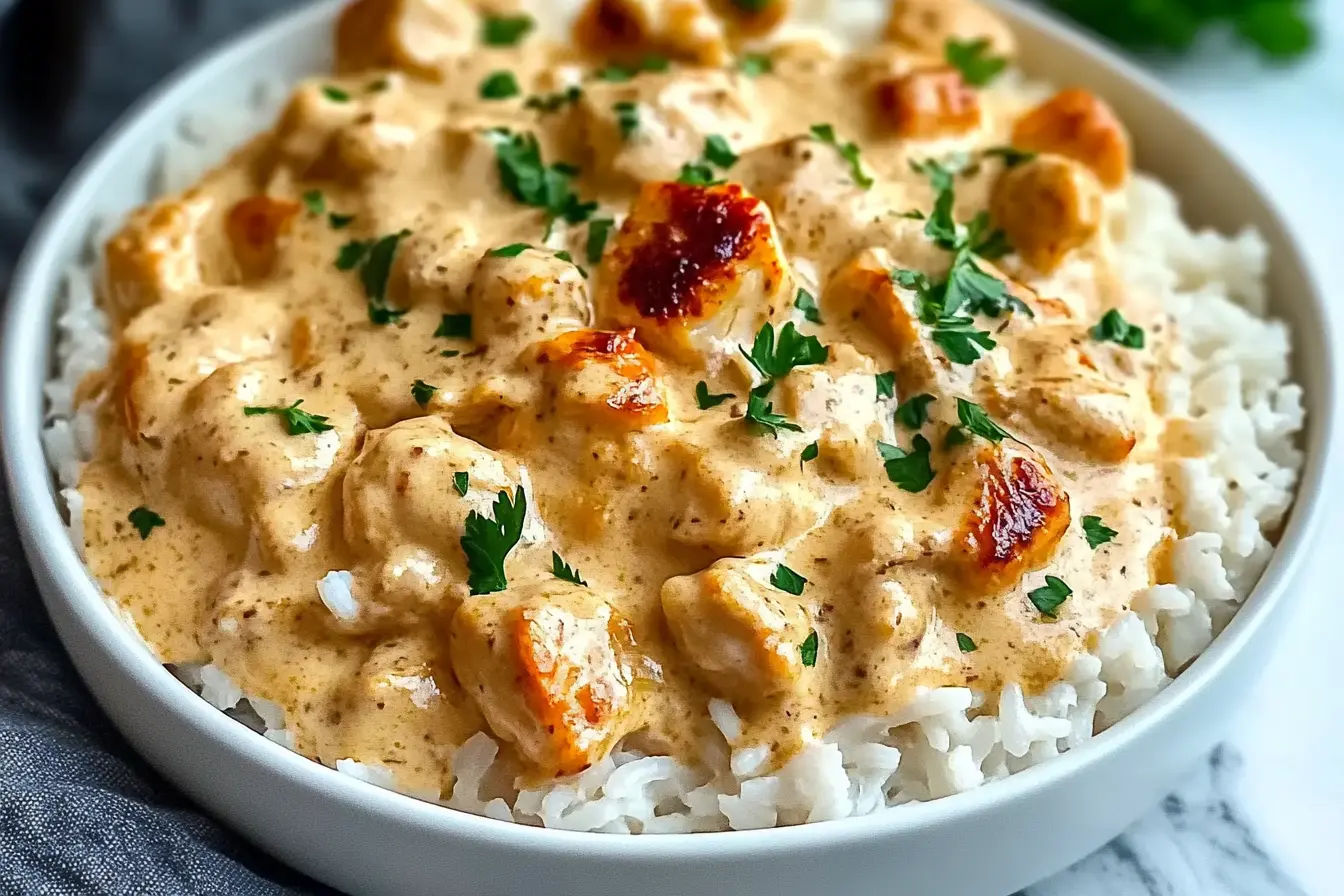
[80,0,1178,794]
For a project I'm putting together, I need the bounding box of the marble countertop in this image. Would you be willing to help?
[1032,10,1344,895]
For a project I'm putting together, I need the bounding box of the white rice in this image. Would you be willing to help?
[38,62,1305,834]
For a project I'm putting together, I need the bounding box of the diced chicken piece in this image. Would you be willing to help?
[574,0,730,66]
[225,195,300,280]
[776,343,883,477]
[335,0,480,78]
[885,0,1017,61]
[169,359,360,565]
[271,83,367,174]
[946,442,1071,592]
[469,248,592,349]
[991,154,1104,273]
[597,181,792,364]
[875,67,982,139]
[532,329,670,431]
[103,190,221,322]
[661,556,811,700]
[579,70,765,186]
[1011,89,1131,190]
[332,106,438,177]
[450,580,645,775]
[396,222,485,309]
[709,0,789,36]
[994,323,1150,463]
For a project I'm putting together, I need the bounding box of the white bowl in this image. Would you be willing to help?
[1,3,1336,895]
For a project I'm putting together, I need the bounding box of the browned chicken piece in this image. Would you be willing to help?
[469,248,592,349]
[225,196,300,280]
[1011,89,1132,190]
[597,181,792,363]
[946,442,1071,592]
[271,82,366,174]
[103,190,221,323]
[709,0,788,37]
[574,0,730,66]
[993,322,1150,463]
[661,557,811,701]
[335,0,479,78]
[885,0,1017,61]
[875,67,982,139]
[532,328,670,430]
[450,580,645,776]
[990,154,1104,273]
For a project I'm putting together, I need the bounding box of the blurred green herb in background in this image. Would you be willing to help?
[1044,0,1315,61]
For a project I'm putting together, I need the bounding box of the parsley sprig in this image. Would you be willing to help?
[1091,308,1146,349]
[745,383,803,437]
[945,38,1008,86]
[1028,575,1073,618]
[128,506,165,540]
[878,436,936,492]
[336,229,412,324]
[461,488,527,595]
[487,129,595,237]
[809,123,873,189]
[1082,515,1118,549]
[677,135,739,186]
[552,551,587,586]
[740,322,828,379]
[243,400,335,435]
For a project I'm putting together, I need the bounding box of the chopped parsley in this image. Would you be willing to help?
[336,230,412,324]
[321,85,350,102]
[895,393,936,429]
[800,441,819,464]
[1090,308,1146,349]
[243,400,335,436]
[586,218,615,264]
[740,322,828,380]
[931,315,998,364]
[488,242,532,258]
[460,487,527,595]
[956,632,977,653]
[551,551,588,586]
[482,14,534,46]
[487,129,595,235]
[411,379,438,408]
[984,146,1037,168]
[956,399,1012,443]
[794,288,822,324]
[945,37,1008,86]
[695,381,734,409]
[799,630,819,667]
[878,435,935,493]
[328,213,355,229]
[366,77,390,93]
[594,55,669,82]
[127,506,165,540]
[1082,515,1119,549]
[435,314,473,339]
[945,426,969,448]
[738,52,772,77]
[875,371,896,400]
[809,123,873,189]
[553,249,588,278]
[335,240,370,270]
[676,135,738,186]
[745,383,803,437]
[480,70,521,100]
[1028,575,1073,618]
[453,471,469,497]
[440,350,461,359]
[704,134,739,169]
[524,85,582,113]
[770,563,807,595]
[613,100,640,140]
[677,162,722,186]
[301,190,325,215]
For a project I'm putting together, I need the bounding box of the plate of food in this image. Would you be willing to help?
[1,1,1333,894]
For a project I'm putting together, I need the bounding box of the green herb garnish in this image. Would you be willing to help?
[128,506,165,540]
[243,400,335,436]
[453,471,469,497]
[956,399,1012,443]
[487,129,595,234]
[878,435,936,493]
[551,551,588,586]
[771,564,807,595]
[586,218,614,265]
[482,15,534,46]
[740,322,828,380]
[984,146,1037,168]
[801,441,819,464]
[945,38,1008,86]
[321,85,351,102]
[411,379,438,408]
[745,383,803,437]
[1090,308,1146,349]
[809,123,873,189]
[461,487,527,595]
[613,100,640,140]
[677,162,722,186]
[524,86,582,113]
[957,632,977,653]
[794,288,822,324]
[875,371,896,400]
[739,52,773,76]
[488,243,532,258]
[1082,515,1118,549]
[1028,575,1073,618]
[328,213,355,229]
[799,630,819,667]
[302,190,325,215]
[895,393,935,429]
[695,381,734,409]
[436,314,473,340]
[480,70,521,100]
[703,135,738,169]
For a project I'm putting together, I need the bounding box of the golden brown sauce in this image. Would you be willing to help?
[79,0,1178,794]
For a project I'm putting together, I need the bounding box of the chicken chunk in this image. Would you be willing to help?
[450,580,645,775]
[468,247,592,350]
[991,154,1104,273]
[532,329,670,431]
[271,82,367,174]
[661,556,811,701]
[776,344,883,477]
[579,71,765,186]
[574,0,730,66]
[225,195,300,280]
[875,67,982,139]
[885,0,1017,61]
[103,190,221,323]
[1011,89,1131,190]
[335,0,480,78]
[597,181,792,364]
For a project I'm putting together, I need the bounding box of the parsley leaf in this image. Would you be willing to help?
[695,381,734,409]
[895,393,935,429]
[482,14,534,46]
[435,314,472,339]
[740,322,828,380]
[335,240,370,271]
[739,52,772,76]
[487,129,594,233]
[956,399,1012,443]
[704,134,738,169]
[945,37,1008,86]
[771,564,807,595]
[745,384,803,437]
[956,632,977,653]
[524,85,582,113]
[875,371,896,400]
[810,123,873,189]
[1045,0,1314,61]
[453,471,469,497]
[612,100,640,139]
[440,350,461,359]
[321,85,351,103]
[1090,308,1146,349]
[945,426,969,448]
[1082,515,1119,549]
[594,55,669,82]
[586,218,615,264]
[552,551,588,586]
[460,487,528,595]
[128,506,165,540]
[801,441,819,464]
[411,379,438,408]
[932,317,997,364]
[794,288,822,324]
[336,230,411,324]
[328,213,355,229]
[878,435,935,492]
[480,71,521,100]
[1028,575,1073,618]
[677,162,722,186]
[799,630,819,667]
[301,190,325,215]
[244,400,335,436]
[488,243,532,258]
[984,146,1037,168]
